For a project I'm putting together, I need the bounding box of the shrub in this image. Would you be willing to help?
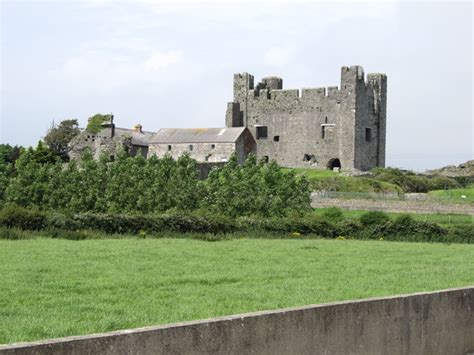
[359,211,390,226]
[48,229,89,240]
[321,207,344,222]
[447,224,474,244]
[0,227,28,240]
[335,219,363,237]
[0,204,46,230]
[85,114,111,134]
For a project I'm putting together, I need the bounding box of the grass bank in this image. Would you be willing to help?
[428,184,474,204]
[313,208,473,227]
[1,237,473,344]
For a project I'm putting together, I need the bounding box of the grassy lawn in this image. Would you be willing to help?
[429,184,474,204]
[1,237,474,344]
[313,208,473,227]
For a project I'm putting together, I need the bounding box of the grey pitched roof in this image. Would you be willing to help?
[114,128,154,147]
[151,127,247,144]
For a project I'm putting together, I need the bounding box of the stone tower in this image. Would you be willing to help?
[225,65,387,171]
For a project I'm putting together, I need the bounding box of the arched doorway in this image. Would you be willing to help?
[327,158,341,170]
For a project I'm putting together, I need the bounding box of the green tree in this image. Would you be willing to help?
[44,119,81,161]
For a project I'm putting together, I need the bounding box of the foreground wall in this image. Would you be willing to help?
[1,287,473,355]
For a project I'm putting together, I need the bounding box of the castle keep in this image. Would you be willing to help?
[69,65,387,172]
[225,65,387,171]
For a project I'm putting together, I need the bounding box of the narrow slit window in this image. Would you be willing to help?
[188,144,193,151]
[365,128,372,142]
[321,126,326,139]
[167,145,172,151]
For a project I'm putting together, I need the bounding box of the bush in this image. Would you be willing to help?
[0,204,46,230]
[335,219,363,237]
[0,227,29,240]
[321,207,344,222]
[86,114,111,134]
[447,224,474,244]
[48,229,89,240]
[359,211,390,226]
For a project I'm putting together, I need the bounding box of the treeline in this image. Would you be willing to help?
[0,147,311,217]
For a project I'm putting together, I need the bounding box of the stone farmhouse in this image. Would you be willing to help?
[69,65,387,171]
[149,128,256,164]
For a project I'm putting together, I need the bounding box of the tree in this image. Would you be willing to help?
[0,144,23,165]
[44,119,81,161]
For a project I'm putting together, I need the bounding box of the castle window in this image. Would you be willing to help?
[273,136,280,142]
[211,144,215,149]
[188,145,193,151]
[365,128,372,142]
[321,126,326,139]
[262,156,269,163]
[256,126,268,139]
[167,145,172,151]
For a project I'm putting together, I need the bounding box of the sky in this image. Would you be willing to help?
[1,0,472,171]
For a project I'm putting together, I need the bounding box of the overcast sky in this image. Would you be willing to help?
[1,0,472,171]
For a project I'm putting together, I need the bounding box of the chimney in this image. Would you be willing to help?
[134,124,143,133]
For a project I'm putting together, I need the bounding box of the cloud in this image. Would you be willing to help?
[263,47,292,68]
[60,49,184,93]
[144,50,183,71]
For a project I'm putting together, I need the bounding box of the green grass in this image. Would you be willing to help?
[314,208,473,227]
[289,168,338,179]
[429,184,474,204]
[289,168,401,193]
[1,237,474,344]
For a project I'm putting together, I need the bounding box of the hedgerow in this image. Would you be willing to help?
[0,205,471,244]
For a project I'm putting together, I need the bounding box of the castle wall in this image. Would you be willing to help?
[227,66,387,171]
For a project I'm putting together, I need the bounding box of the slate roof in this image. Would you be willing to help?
[151,127,247,144]
[114,128,154,147]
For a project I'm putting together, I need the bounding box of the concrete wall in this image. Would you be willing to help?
[227,66,387,171]
[1,287,473,355]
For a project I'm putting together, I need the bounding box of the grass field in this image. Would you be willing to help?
[1,237,474,344]
[313,208,473,227]
[429,185,474,204]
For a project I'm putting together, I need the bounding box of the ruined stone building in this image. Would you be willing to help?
[69,65,387,171]
[149,127,256,164]
[225,65,387,171]
[68,115,154,161]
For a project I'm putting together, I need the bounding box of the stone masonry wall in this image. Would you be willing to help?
[149,142,237,163]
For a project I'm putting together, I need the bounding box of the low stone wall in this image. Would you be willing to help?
[1,287,473,355]
[311,195,474,215]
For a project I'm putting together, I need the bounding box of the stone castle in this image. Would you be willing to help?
[70,65,387,171]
